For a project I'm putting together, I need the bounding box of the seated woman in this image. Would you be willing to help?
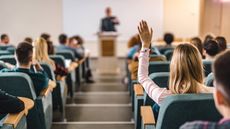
[33,37,56,70]
[137,21,213,119]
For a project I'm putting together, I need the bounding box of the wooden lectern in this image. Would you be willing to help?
[97,32,119,74]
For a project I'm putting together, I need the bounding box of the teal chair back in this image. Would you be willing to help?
[49,55,66,68]
[0,73,52,129]
[0,51,11,57]
[203,60,212,77]
[148,62,170,74]
[164,49,173,61]
[40,63,55,81]
[156,94,222,129]
[205,73,214,87]
[56,50,75,61]
[159,47,174,55]
[144,72,169,106]
[0,55,16,65]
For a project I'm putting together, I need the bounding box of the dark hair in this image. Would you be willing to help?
[59,34,67,44]
[191,37,203,57]
[163,33,174,45]
[215,36,227,52]
[16,42,33,65]
[74,35,84,45]
[41,33,50,41]
[213,50,230,103]
[204,34,214,44]
[1,34,8,40]
[203,40,219,56]
[24,37,33,44]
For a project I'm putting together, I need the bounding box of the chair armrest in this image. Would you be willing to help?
[40,84,54,97]
[4,97,34,128]
[68,62,79,72]
[134,84,144,96]
[141,106,156,125]
[77,58,86,65]
[56,75,66,81]
[49,80,57,88]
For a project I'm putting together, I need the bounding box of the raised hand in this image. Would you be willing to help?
[138,20,153,48]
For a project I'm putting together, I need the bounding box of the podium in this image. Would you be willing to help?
[97,32,119,74]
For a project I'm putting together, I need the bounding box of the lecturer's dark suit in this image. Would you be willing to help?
[101,16,119,32]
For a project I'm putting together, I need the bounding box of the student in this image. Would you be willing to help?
[191,37,203,58]
[164,33,174,46]
[203,40,219,61]
[215,36,227,52]
[0,34,10,46]
[137,20,213,105]
[56,34,83,60]
[24,37,33,44]
[0,42,49,96]
[127,34,141,60]
[180,50,230,129]
[33,37,56,70]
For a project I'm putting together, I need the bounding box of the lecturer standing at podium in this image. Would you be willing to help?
[100,7,119,32]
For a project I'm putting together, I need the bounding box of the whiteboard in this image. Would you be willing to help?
[63,0,163,40]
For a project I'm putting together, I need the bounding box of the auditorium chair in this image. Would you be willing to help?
[159,47,174,55]
[0,51,11,57]
[164,49,173,61]
[140,94,222,129]
[134,72,169,129]
[50,55,76,98]
[0,73,53,129]
[41,63,67,121]
[205,72,214,87]
[148,61,170,74]
[0,55,16,65]
[203,60,212,77]
[0,97,34,129]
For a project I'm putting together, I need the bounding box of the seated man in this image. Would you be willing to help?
[180,50,230,129]
[203,39,219,61]
[56,34,83,60]
[0,42,49,96]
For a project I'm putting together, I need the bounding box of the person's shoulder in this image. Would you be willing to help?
[180,121,217,129]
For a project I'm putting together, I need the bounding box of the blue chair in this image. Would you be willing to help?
[149,61,170,74]
[164,49,173,61]
[0,73,52,129]
[203,60,212,77]
[205,73,214,87]
[159,47,174,55]
[50,55,75,98]
[141,94,222,129]
[0,51,11,57]
[0,55,16,65]
[40,63,67,121]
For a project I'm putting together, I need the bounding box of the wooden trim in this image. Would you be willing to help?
[56,75,66,81]
[48,80,56,88]
[68,62,79,72]
[141,106,156,125]
[40,84,53,96]
[4,97,34,128]
[134,84,144,96]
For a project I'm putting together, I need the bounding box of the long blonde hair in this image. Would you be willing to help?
[33,37,56,70]
[169,43,204,94]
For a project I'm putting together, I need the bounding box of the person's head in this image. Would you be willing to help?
[204,34,214,44]
[163,33,174,45]
[169,43,204,94]
[33,37,50,62]
[190,37,203,57]
[213,50,230,116]
[59,34,68,45]
[215,36,227,52]
[203,39,219,58]
[41,33,51,41]
[1,34,9,44]
[105,7,112,16]
[24,37,33,44]
[15,42,33,66]
[69,37,77,46]
[74,35,84,45]
[127,34,141,48]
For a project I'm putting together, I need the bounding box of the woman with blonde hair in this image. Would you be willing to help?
[33,37,56,70]
[138,20,213,105]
